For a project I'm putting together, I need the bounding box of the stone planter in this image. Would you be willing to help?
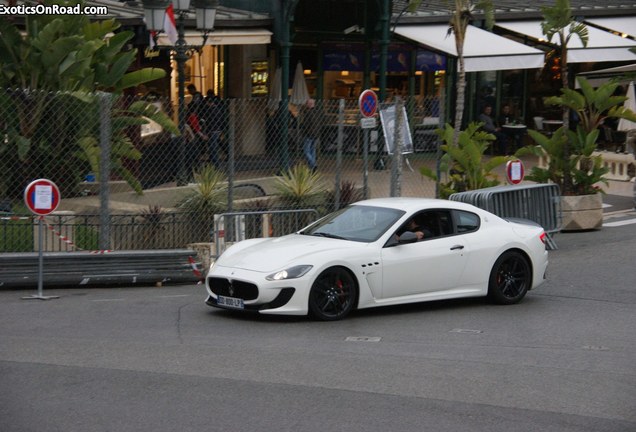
[188,242,214,275]
[561,193,603,231]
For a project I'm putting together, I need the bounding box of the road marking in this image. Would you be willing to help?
[450,328,483,334]
[603,218,636,227]
[92,298,125,302]
[582,345,609,351]
[604,209,636,219]
[345,336,381,342]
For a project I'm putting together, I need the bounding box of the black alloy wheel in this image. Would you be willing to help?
[488,251,531,305]
[308,267,357,321]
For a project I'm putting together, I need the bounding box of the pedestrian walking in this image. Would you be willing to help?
[185,92,208,177]
[299,98,323,172]
[200,90,225,169]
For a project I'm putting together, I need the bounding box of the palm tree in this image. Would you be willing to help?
[399,0,493,147]
[540,0,588,192]
[406,0,423,13]
[447,0,494,146]
[540,0,588,130]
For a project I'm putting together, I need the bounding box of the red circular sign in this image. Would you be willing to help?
[506,160,525,185]
[359,89,378,118]
[24,179,61,216]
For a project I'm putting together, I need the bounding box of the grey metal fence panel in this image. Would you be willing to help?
[449,184,562,248]
[213,209,320,257]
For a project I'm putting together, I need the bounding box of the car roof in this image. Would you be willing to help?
[352,197,481,214]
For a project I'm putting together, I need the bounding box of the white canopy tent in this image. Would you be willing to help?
[496,20,636,63]
[394,24,545,72]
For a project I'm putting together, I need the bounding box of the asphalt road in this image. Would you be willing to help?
[1,217,635,432]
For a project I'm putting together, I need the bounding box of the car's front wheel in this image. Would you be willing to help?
[308,266,357,321]
[488,251,531,304]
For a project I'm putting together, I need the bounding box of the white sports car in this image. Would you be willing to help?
[205,198,549,320]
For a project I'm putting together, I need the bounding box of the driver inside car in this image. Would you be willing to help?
[397,217,433,242]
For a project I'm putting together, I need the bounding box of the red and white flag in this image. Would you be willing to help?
[149,3,178,48]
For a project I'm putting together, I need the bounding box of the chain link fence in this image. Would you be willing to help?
[1,87,444,253]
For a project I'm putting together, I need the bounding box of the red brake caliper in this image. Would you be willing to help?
[336,279,344,298]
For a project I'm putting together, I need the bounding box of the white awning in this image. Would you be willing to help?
[496,20,636,63]
[586,17,636,39]
[576,63,636,88]
[394,24,545,72]
[157,29,272,46]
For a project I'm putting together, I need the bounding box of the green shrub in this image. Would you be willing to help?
[177,164,227,243]
[420,122,510,198]
[274,164,326,209]
[74,225,99,251]
[0,219,33,252]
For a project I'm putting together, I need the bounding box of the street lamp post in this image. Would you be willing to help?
[142,0,218,185]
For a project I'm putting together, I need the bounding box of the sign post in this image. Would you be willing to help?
[359,89,378,118]
[22,179,61,300]
[359,90,378,199]
[505,160,525,185]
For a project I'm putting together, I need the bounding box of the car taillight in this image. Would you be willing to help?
[539,232,547,245]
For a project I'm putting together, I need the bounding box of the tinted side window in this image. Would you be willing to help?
[455,210,480,233]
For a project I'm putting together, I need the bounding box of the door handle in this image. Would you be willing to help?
[450,245,464,250]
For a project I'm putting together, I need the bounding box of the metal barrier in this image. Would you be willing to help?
[449,184,561,249]
[0,249,200,289]
[213,209,320,257]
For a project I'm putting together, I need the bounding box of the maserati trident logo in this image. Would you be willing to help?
[227,280,235,297]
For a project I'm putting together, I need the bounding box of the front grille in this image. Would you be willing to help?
[208,277,258,300]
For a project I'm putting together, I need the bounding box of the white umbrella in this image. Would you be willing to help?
[268,67,282,113]
[290,61,310,106]
[617,81,636,132]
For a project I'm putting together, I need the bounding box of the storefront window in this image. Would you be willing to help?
[501,70,524,121]
[251,60,269,97]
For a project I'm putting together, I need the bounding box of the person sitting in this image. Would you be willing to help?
[497,104,513,127]
[479,104,508,154]
[498,104,524,151]
[397,218,432,242]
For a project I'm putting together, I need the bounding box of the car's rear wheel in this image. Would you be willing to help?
[488,251,531,304]
[308,267,357,321]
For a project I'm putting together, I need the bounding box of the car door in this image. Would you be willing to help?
[380,210,469,299]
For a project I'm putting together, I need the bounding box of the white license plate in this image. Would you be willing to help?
[217,295,244,309]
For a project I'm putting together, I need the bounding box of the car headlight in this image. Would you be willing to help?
[266,265,313,281]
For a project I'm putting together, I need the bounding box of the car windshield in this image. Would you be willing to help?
[301,205,405,243]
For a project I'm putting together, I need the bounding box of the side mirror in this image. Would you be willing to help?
[398,231,418,244]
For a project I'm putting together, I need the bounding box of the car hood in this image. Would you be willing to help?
[217,234,362,273]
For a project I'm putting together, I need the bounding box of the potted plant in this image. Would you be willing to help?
[520,77,636,230]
